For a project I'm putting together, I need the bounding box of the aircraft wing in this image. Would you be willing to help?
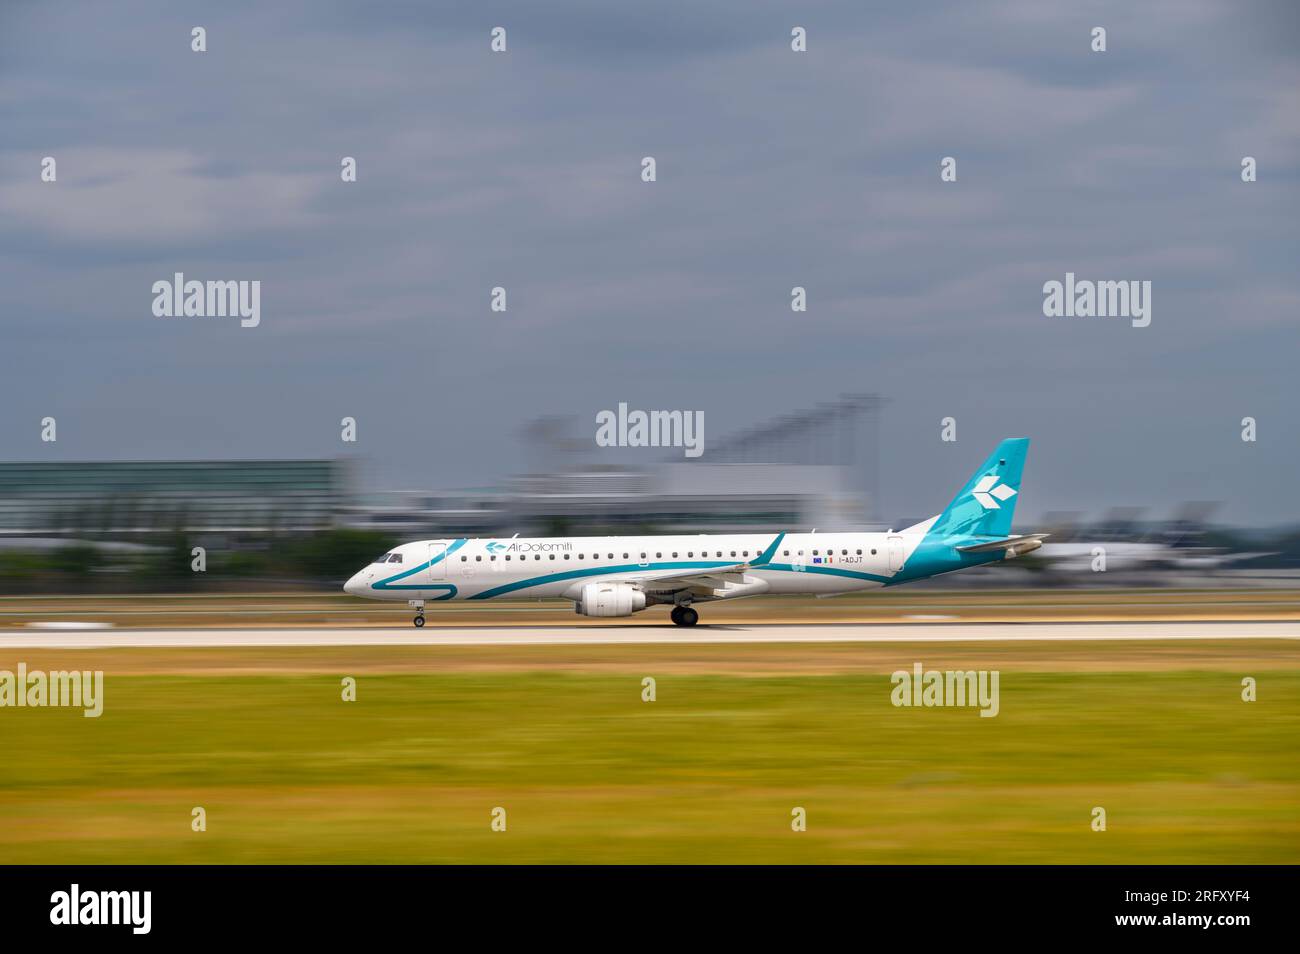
[618,567,750,595]
[590,533,787,598]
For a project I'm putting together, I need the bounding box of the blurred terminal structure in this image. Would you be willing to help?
[0,395,884,543]
[0,459,349,550]
[347,393,885,537]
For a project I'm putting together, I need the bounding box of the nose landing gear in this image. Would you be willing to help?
[669,605,699,627]
[409,599,425,629]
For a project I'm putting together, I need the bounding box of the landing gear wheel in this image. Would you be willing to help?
[413,615,425,628]
[672,606,698,627]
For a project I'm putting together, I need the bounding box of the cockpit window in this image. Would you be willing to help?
[373,552,392,564]
[388,553,403,563]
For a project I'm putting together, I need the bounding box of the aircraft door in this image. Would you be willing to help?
[426,543,448,583]
[887,535,905,572]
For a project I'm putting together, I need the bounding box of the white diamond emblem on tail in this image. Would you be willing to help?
[972,475,1017,510]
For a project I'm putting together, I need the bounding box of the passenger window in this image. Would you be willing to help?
[655,552,662,559]
[475,555,482,562]
[856,549,862,555]
[783,550,790,556]
[871,549,877,555]
[490,555,496,561]
[549,554,556,560]
[460,556,467,562]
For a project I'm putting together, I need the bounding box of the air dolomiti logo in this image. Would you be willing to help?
[971,475,1016,510]
[486,541,571,553]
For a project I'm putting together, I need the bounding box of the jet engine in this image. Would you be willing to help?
[576,582,647,617]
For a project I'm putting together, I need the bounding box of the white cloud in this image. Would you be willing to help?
[0,149,326,244]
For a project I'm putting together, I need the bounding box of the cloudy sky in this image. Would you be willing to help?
[1,0,1297,524]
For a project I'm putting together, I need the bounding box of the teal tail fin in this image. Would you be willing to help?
[929,438,1030,539]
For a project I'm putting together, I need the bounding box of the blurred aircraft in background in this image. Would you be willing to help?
[1029,503,1274,577]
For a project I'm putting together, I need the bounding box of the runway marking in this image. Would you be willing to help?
[24,621,112,631]
[2,621,1298,649]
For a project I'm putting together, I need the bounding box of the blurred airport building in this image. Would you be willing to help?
[0,459,350,541]
[1,397,1295,587]
[0,396,882,544]
[344,394,885,537]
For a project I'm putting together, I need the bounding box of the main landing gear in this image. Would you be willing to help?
[670,605,699,627]
[410,600,425,628]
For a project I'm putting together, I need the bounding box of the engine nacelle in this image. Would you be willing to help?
[576,582,647,617]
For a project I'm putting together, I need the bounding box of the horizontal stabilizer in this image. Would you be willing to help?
[955,533,1049,555]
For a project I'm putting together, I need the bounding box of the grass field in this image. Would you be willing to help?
[2,641,1297,863]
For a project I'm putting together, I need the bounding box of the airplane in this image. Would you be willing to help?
[1026,504,1274,578]
[344,438,1045,627]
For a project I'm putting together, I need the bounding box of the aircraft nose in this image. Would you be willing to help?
[343,571,366,596]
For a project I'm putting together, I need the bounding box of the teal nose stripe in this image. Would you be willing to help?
[371,538,467,594]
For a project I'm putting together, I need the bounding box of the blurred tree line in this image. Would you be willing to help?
[0,528,397,594]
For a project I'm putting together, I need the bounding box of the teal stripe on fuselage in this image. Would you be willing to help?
[468,560,738,600]
[371,538,466,598]
[467,558,891,600]
[760,563,892,585]
[880,538,1006,585]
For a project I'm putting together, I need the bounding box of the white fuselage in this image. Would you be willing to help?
[344,529,932,605]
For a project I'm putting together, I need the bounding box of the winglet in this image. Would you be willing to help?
[752,532,785,567]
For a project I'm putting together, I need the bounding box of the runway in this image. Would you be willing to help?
[3,620,1299,649]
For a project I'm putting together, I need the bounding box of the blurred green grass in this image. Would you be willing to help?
[2,670,1297,863]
